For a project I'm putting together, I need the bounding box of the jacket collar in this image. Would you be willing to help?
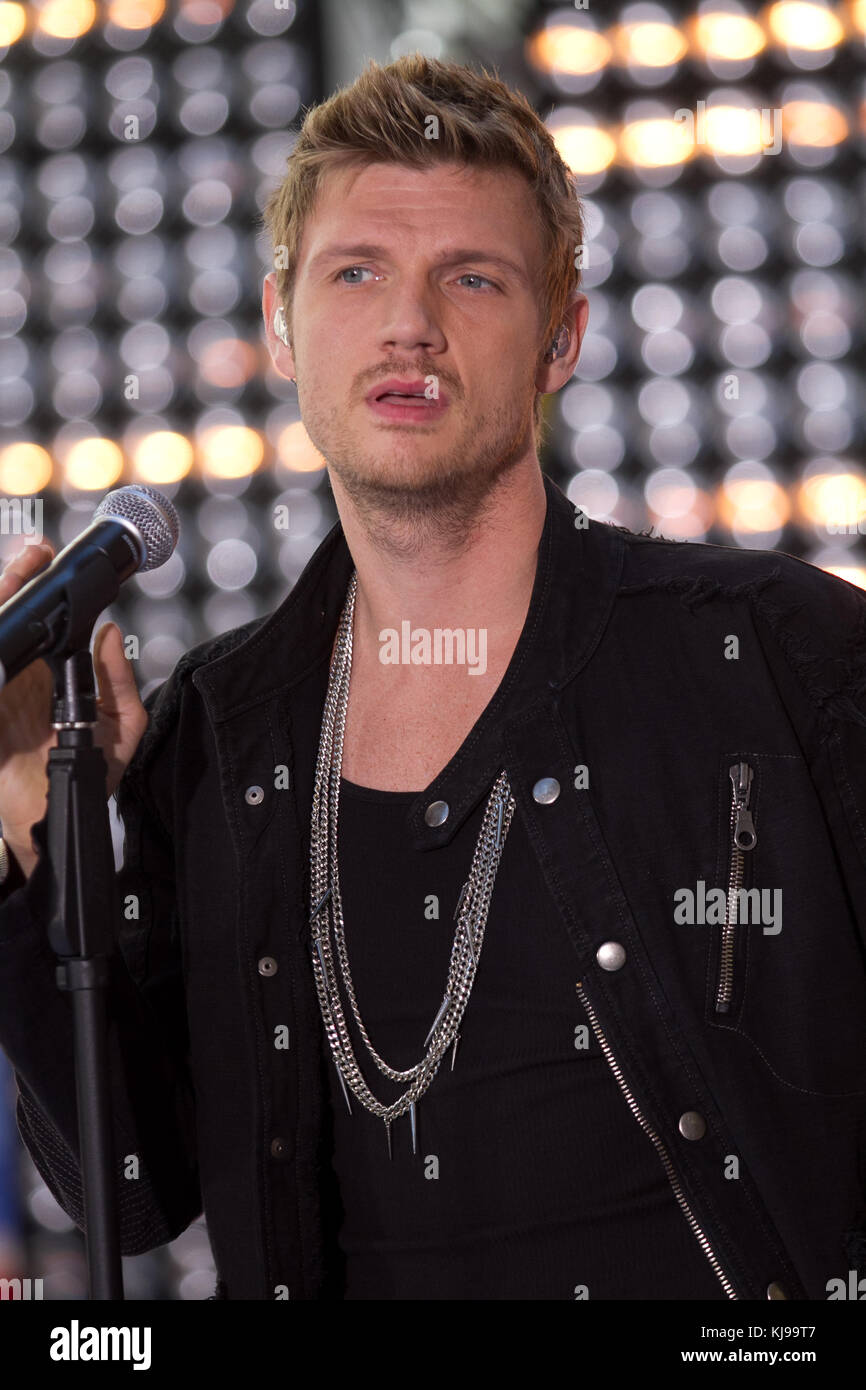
[193,471,624,848]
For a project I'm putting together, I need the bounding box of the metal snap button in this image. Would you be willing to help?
[258,957,278,977]
[766,1281,788,1300]
[245,785,264,806]
[532,777,560,804]
[425,800,449,827]
[596,941,626,971]
[270,1137,288,1159]
[678,1111,707,1141]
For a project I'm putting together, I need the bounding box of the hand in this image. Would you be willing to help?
[0,540,150,877]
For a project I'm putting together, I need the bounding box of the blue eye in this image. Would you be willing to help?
[334,267,497,289]
[457,273,495,290]
[336,266,374,284]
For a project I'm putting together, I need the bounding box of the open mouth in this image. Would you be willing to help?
[366,380,449,417]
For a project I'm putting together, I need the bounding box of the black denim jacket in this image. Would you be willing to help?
[1,470,865,1301]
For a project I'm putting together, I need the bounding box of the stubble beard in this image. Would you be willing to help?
[301,389,536,561]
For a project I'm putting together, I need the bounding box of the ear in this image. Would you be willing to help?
[262,270,297,380]
[534,291,589,396]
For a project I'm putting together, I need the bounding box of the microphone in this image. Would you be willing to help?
[0,484,180,691]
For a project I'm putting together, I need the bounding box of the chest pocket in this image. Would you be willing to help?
[705,750,866,1098]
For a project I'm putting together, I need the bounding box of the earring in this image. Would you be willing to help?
[545,325,570,361]
[273,305,290,347]
[273,306,295,382]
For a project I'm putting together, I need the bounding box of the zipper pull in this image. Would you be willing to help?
[729,761,757,851]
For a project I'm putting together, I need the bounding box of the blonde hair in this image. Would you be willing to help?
[260,54,584,440]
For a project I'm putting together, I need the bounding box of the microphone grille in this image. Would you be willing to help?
[93,484,180,572]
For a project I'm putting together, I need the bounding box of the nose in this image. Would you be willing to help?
[376,272,447,356]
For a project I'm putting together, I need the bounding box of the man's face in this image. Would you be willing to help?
[265,160,566,526]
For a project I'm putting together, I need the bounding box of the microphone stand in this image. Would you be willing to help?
[44,644,124,1300]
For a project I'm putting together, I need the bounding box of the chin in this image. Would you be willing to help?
[334,450,469,499]
[353,437,457,478]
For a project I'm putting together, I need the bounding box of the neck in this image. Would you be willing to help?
[328,461,547,686]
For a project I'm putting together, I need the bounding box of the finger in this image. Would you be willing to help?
[0,541,54,598]
[92,622,141,712]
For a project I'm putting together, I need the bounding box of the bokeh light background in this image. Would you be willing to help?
[0,0,864,1297]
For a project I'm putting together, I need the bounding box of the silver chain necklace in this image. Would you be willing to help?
[308,569,516,1159]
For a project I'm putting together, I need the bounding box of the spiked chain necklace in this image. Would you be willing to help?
[308,570,516,1158]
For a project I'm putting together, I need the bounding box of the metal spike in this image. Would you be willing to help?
[424,992,451,1047]
[409,1101,417,1156]
[314,937,327,975]
[452,879,469,921]
[335,1062,352,1115]
[311,884,332,919]
[494,797,504,851]
[385,1117,392,1160]
[464,920,476,968]
[450,1033,460,1071]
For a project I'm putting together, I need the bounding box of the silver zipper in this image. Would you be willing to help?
[715,761,757,1015]
[576,980,738,1300]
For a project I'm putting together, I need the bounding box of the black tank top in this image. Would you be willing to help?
[317,773,727,1300]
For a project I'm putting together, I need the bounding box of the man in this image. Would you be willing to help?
[0,55,865,1301]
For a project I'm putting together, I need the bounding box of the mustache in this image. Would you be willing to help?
[359,368,459,396]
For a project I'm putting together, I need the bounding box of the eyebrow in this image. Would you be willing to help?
[307,243,530,285]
